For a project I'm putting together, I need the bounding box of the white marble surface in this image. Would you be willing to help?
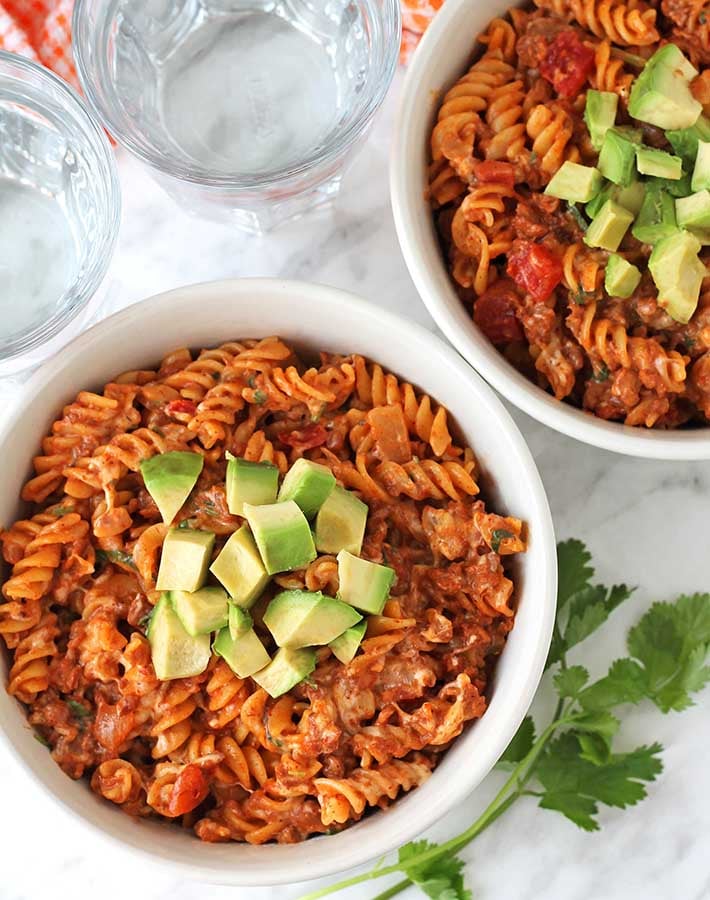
[1,71,709,900]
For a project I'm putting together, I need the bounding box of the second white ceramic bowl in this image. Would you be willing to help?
[391,0,710,460]
[0,279,556,884]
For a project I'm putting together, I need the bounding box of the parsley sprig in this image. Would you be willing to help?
[300,539,710,900]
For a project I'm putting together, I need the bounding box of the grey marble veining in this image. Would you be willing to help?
[0,70,708,900]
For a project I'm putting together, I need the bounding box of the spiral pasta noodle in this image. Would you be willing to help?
[533,0,660,45]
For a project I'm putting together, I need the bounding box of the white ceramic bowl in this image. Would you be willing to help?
[0,279,556,884]
[391,0,710,460]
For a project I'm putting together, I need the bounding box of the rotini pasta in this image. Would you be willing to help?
[0,337,524,842]
[429,5,710,428]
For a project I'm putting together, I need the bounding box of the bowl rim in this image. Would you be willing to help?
[71,0,401,191]
[0,50,120,361]
[389,0,710,461]
[0,278,557,883]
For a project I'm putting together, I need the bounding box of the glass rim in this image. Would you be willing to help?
[72,0,401,191]
[0,51,121,361]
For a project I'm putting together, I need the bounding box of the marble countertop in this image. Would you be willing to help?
[2,72,708,900]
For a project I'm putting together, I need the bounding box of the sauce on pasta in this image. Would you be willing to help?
[0,338,525,842]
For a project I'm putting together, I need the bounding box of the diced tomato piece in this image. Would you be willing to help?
[506,241,563,303]
[539,31,595,98]
[167,399,197,417]
[168,764,208,817]
[474,278,524,344]
[473,160,516,188]
[280,423,328,451]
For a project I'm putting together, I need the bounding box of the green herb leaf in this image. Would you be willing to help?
[49,506,74,517]
[177,519,194,529]
[572,286,592,306]
[499,715,535,766]
[67,700,92,720]
[33,731,51,748]
[138,609,154,632]
[564,583,633,651]
[95,548,137,570]
[253,389,268,404]
[490,528,514,553]
[553,665,589,699]
[557,539,594,610]
[578,658,648,711]
[537,734,663,831]
[592,363,610,383]
[626,594,710,712]
[398,841,471,900]
[566,202,588,231]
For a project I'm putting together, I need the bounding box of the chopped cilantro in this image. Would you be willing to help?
[49,506,74,517]
[592,363,610,383]
[67,700,92,720]
[33,732,50,748]
[253,389,268,405]
[490,528,514,553]
[567,202,588,231]
[96,548,137,570]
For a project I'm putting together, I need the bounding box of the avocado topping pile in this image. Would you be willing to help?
[545,43,710,324]
[140,450,395,697]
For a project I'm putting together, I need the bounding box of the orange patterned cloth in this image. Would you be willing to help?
[0,0,76,85]
[400,0,444,63]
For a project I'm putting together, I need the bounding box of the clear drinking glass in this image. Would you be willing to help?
[0,52,120,375]
[73,0,400,233]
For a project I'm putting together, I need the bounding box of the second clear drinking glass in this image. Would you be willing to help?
[73,0,400,233]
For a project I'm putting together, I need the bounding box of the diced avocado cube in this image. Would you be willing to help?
[585,180,644,219]
[278,458,335,519]
[315,486,368,556]
[225,455,279,516]
[632,186,678,244]
[252,647,317,698]
[688,227,710,245]
[635,146,683,180]
[545,162,603,203]
[676,190,710,229]
[156,528,215,592]
[649,230,705,323]
[147,594,210,680]
[210,524,270,608]
[244,501,316,575]
[228,601,253,639]
[140,451,203,525]
[213,626,270,678]
[648,171,692,198]
[336,550,395,615]
[691,140,710,192]
[667,116,710,163]
[329,620,367,665]
[584,199,634,251]
[263,589,362,649]
[628,44,701,130]
[604,255,642,299]
[598,128,640,187]
[171,585,228,636]
[584,90,619,151]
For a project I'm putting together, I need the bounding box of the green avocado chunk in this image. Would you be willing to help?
[252,647,317,698]
[315,486,368,556]
[140,451,203,525]
[213,626,270,678]
[628,44,701,130]
[263,589,362,649]
[676,190,710,228]
[243,501,317,575]
[148,594,210,680]
[171,586,228,636]
[585,199,634,251]
[155,528,215,592]
[228,601,253,639]
[585,179,645,218]
[278,458,335,518]
[667,116,710,164]
[605,255,642,299]
[598,128,640,186]
[584,89,619,151]
[635,145,683,180]
[691,140,710,192]
[225,455,279,516]
[329,620,368,665]
[649,230,706,323]
[545,162,603,203]
[632,185,678,244]
[210,524,270,607]
[336,549,396,615]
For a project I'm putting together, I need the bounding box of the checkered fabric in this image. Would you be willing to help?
[0,0,76,86]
